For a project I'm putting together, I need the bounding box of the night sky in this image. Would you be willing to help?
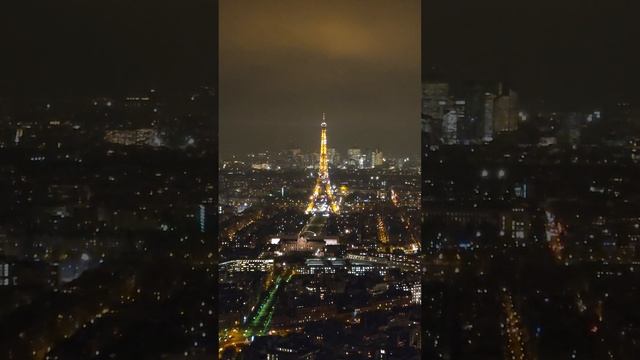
[423,0,640,110]
[6,0,637,142]
[2,0,217,97]
[219,0,420,158]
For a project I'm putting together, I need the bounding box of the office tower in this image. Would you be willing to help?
[347,148,362,168]
[461,83,486,142]
[493,83,519,133]
[442,110,458,144]
[483,92,496,141]
[371,149,384,167]
[422,82,450,121]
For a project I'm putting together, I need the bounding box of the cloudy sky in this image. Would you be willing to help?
[220,0,420,157]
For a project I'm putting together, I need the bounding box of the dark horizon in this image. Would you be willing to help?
[2,0,217,98]
[422,0,640,111]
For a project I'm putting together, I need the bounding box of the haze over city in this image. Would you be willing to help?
[219,0,420,157]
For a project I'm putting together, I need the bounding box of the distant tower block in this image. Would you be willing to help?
[306,114,339,214]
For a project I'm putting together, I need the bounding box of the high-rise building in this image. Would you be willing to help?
[442,110,458,144]
[371,149,384,167]
[347,148,363,168]
[327,147,338,165]
[197,204,206,233]
[0,261,12,286]
[14,128,23,145]
[460,83,486,142]
[483,92,496,141]
[452,99,467,143]
[347,148,361,161]
[422,82,449,121]
[286,148,304,168]
[362,149,373,168]
[493,83,519,133]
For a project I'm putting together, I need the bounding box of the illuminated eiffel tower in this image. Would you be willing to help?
[305,114,339,215]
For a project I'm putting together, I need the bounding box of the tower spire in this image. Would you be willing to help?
[306,115,339,214]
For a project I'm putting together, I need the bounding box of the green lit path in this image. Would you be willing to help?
[243,268,293,338]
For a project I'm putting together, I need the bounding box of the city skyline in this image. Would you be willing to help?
[423,0,640,110]
[221,119,418,158]
[3,0,640,359]
[421,3,640,358]
[219,125,413,171]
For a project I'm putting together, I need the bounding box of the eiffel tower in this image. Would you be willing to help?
[305,114,339,215]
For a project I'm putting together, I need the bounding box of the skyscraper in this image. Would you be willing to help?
[493,83,519,133]
[483,92,496,141]
[371,149,384,167]
[347,148,363,168]
[442,110,458,144]
[422,82,450,121]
